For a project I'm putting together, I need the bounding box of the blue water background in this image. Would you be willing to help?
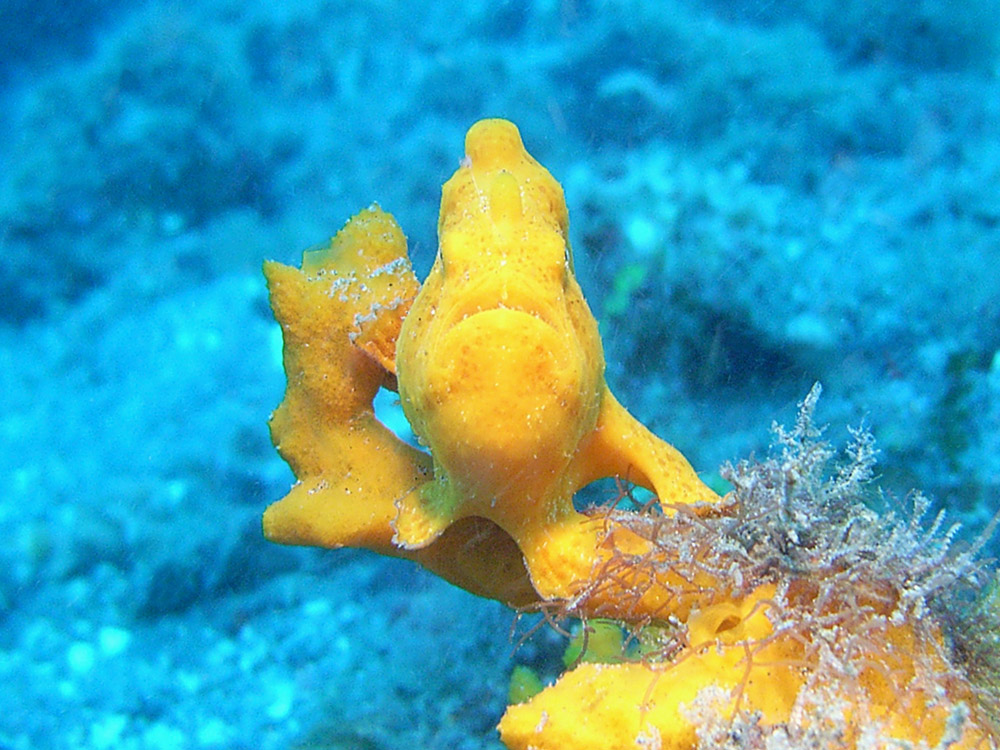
[1,0,998,747]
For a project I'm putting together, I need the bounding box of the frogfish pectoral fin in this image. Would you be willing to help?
[391,482,457,549]
[571,387,720,509]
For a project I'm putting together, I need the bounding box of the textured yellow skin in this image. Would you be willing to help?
[394,119,718,599]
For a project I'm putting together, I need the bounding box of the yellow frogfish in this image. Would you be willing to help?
[392,119,720,599]
[262,118,719,608]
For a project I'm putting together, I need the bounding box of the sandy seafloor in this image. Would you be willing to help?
[1,0,999,747]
